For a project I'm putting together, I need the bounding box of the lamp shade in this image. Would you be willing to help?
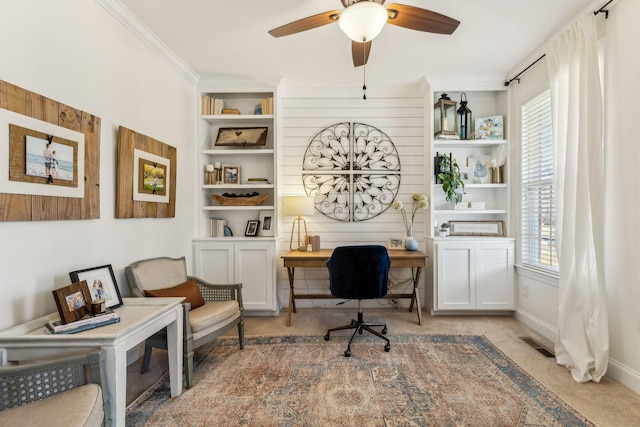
[284,196,315,216]
[338,1,388,43]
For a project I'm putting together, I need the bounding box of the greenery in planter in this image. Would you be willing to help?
[440,222,449,231]
[437,154,465,204]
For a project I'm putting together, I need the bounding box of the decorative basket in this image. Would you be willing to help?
[211,193,269,206]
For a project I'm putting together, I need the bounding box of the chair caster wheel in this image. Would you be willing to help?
[382,327,387,334]
[384,343,390,352]
[344,349,351,357]
[324,333,330,341]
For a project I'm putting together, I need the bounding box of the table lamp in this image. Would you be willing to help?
[284,195,315,251]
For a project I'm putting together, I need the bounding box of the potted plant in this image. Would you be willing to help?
[439,222,450,237]
[437,154,465,205]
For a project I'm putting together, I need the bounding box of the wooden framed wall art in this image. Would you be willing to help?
[116,126,176,218]
[0,80,101,221]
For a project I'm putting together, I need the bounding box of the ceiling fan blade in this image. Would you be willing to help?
[386,4,460,35]
[352,41,372,67]
[268,11,341,38]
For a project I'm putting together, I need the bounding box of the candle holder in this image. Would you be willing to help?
[205,164,214,185]
[214,165,222,184]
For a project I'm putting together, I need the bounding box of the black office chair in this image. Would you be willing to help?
[323,245,391,357]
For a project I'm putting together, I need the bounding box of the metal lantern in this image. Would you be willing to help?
[457,92,472,140]
[434,93,457,138]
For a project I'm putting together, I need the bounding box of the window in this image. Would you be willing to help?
[521,90,558,273]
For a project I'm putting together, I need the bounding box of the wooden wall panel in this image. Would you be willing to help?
[0,80,101,222]
[116,126,176,219]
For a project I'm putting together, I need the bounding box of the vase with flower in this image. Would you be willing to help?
[392,193,429,251]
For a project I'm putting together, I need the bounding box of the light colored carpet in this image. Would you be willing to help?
[127,334,595,426]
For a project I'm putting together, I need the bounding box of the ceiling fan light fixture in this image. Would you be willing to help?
[338,1,388,43]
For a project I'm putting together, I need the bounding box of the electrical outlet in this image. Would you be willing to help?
[522,284,529,297]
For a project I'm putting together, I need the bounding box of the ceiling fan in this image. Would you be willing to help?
[268,0,460,67]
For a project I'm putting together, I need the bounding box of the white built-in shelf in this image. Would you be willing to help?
[202,184,273,190]
[201,114,273,123]
[435,183,507,189]
[202,149,274,156]
[434,209,507,215]
[203,205,275,211]
[434,139,507,148]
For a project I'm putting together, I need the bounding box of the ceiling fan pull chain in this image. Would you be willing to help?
[362,51,367,100]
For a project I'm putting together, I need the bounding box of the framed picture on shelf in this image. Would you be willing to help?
[475,115,504,140]
[52,280,93,324]
[467,157,492,184]
[245,220,260,236]
[258,210,274,237]
[215,127,268,146]
[449,220,504,237]
[69,264,124,309]
[222,165,240,184]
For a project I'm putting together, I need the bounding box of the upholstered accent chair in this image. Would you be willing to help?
[0,350,107,427]
[126,256,244,388]
[323,245,391,357]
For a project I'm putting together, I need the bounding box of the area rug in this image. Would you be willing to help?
[126,334,594,426]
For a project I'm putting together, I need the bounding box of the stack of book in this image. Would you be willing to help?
[45,310,120,334]
[200,95,225,115]
[209,217,228,237]
[261,97,273,115]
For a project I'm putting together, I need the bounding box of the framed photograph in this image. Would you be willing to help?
[215,127,268,146]
[52,280,92,324]
[69,264,123,309]
[258,210,274,237]
[467,157,492,184]
[475,115,504,140]
[449,220,505,237]
[116,127,176,219]
[136,155,167,197]
[245,220,260,236]
[388,238,406,250]
[222,165,240,184]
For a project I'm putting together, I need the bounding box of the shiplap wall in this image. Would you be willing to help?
[276,89,427,309]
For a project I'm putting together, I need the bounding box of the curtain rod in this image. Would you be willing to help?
[594,0,613,18]
[503,54,545,87]
[504,0,614,87]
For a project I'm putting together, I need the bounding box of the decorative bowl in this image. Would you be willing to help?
[211,193,269,206]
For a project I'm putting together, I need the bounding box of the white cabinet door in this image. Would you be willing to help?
[193,241,234,283]
[234,242,274,311]
[193,240,277,313]
[434,239,514,311]
[475,242,514,309]
[437,242,476,310]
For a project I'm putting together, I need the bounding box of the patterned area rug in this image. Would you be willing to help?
[126,335,594,426]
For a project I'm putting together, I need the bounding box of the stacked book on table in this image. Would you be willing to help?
[45,310,120,334]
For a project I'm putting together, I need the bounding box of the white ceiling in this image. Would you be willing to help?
[118,0,599,89]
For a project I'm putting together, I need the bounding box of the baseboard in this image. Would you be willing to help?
[514,308,558,343]
[606,357,640,395]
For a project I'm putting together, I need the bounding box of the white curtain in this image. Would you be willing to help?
[546,11,608,383]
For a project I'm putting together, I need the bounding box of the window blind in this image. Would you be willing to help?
[521,90,558,273]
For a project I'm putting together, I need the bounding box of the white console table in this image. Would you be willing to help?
[0,297,184,427]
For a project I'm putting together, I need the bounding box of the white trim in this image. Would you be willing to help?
[95,0,199,86]
[514,308,558,343]
[607,357,640,395]
[516,264,559,287]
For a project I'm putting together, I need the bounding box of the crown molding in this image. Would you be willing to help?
[95,0,199,86]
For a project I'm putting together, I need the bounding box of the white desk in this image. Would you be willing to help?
[0,297,184,427]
